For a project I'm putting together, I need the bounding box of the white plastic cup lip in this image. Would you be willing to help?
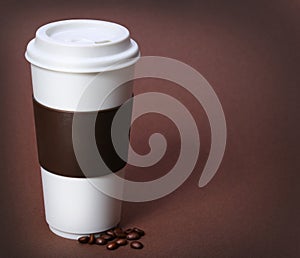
[25,19,140,73]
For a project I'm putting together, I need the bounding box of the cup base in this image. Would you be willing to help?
[49,223,120,240]
[49,226,86,240]
[41,167,123,240]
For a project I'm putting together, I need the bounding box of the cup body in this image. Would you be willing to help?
[31,64,133,239]
[25,20,139,239]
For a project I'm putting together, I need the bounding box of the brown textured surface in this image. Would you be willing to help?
[0,0,299,257]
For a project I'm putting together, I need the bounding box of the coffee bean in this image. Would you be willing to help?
[126,231,140,240]
[116,232,126,238]
[78,236,89,244]
[106,242,119,250]
[133,227,145,236]
[101,234,115,241]
[124,228,132,234]
[116,238,128,246]
[88,234,95,244]
[130,241,144,249]
[106,229,115,237]
[112,227,125,238]
[77,226,145,250]
[95,237,107,245]
[113,227,123,235]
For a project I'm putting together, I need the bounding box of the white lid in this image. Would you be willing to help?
[25,19,140,73]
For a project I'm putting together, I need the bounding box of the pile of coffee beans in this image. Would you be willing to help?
[78,227,145,251]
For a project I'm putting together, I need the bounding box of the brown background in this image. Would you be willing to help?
[0,0,299,257]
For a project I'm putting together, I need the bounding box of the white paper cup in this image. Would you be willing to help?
[25,19,139,239]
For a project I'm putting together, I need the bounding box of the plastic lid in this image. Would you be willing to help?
[25,19,140,73]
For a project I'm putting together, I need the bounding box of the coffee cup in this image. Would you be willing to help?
[25,19,139,239]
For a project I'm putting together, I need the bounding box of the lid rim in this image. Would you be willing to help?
[25,52,141,73]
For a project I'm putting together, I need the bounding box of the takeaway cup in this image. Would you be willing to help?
[25,19,139,239]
